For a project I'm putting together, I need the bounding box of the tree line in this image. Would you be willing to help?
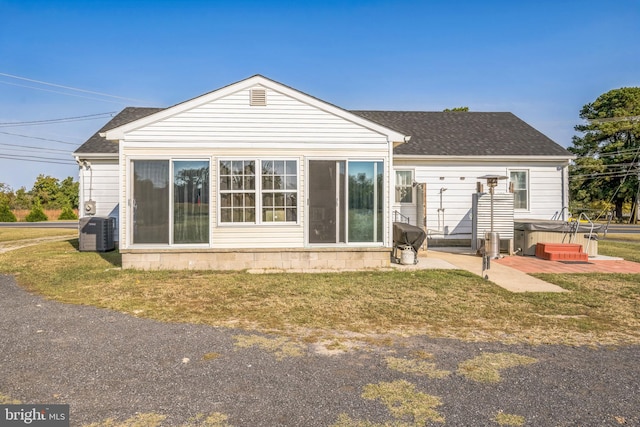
[0,174,79,222]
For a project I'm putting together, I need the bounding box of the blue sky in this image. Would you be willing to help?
[1,0,639,190]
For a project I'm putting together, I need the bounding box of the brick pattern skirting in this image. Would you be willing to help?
[121,248,391,271]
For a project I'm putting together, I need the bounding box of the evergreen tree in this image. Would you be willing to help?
[0,200,17,222]
[568,87,640,221]
[25,200,48,222]
[58,206,78,220]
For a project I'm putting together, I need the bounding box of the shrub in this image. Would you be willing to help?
[0,202,17,222]
[58,206,78,220]
[25,202,48,222]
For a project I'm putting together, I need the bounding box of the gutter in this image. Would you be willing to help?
[393,154,575,162]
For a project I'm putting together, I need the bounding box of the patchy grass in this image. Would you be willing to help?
[385,356,451,379]
[184,412,233,427]
[201,352,221,361]
[0,392,21,404]
[457,352,537,383]
[1,239,640,345]
[234,334,306,359]
[494,411,525,426]
[361,380,445,425]
[332,414,414,426]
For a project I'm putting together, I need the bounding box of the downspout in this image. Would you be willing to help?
[562,162,569,220]
[75,156,83,218]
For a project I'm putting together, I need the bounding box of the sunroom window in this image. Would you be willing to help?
[219,159,298,224]
[219,160,256,223]
[261,160,297,222]
[132,159,210,245]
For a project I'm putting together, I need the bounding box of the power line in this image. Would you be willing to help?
[0,154,76,165]
[570,170,639,180]
[0,112,116,127]
[596,148,640,158]
[0,131,78,146]
[0,80,134,105]
[0,72,148,104]
[0,142,72,154]
[588,115,640,124]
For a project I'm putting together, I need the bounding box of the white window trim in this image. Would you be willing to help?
[127,156,212,248]
[394,169,415,204]
[509,169,530,211]
[217,157,300,226]
[305,157,387,247]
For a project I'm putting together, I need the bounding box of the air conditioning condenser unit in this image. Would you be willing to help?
[79,217,115,252]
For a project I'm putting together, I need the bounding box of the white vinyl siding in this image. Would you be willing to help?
[118,86,394,250]
[120,88,391,150]
[393,159,566,238]
[78,159,120,241]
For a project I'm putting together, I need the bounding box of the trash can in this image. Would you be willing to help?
[485,232,500,259]
[400,245,415,265]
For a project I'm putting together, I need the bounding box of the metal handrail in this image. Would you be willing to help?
[572,212,595,256]
[552,206,571,221]
[393,210,410,224]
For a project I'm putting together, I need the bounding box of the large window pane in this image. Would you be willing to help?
[348,161,383,243]
[174,161,209,244]
[133,160,170,244]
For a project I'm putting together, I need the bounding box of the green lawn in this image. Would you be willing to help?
[1,236,639,347]
[599,234,640,263]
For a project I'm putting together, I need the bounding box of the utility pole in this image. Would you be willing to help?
[636,167,640,224]
[588,116,640,224]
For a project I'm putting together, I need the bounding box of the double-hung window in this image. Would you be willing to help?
[219,159,298,224]
[395,170,413,203]
[509,170,529,210]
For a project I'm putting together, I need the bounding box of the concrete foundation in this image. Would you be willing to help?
[121,247,391,271]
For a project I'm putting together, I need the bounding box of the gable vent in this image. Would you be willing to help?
[250,88,267,106]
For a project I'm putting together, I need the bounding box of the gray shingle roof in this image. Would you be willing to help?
[74,106,571,159]
[351,111,571,157]
[73,107,163,155]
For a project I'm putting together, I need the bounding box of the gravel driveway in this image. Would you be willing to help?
[1,274,639,426]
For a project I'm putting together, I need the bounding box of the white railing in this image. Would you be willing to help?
[393,210,410,224]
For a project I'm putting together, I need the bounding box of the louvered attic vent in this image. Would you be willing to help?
[250,88,267,106]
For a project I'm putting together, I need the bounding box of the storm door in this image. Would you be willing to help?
[308,160,346,244]
[308,160,384,244]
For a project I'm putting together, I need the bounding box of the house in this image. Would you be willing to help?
[73,75,573,270]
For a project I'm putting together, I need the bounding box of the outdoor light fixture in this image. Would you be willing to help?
[477,175,508,278]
